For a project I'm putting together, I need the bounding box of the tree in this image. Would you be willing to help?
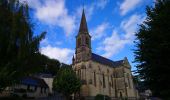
[134,0,170,99]
[0,0,45,91]
[133,75,146,93]
[53,65,81,100]
[34,53,60,75]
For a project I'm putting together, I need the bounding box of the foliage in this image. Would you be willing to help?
[95,94,111,100]
[38,54,60,75]
[134,0,170,99]
[53,65,81,99]
[0,67,16,91]
[0,0,45,91]
[133,75,146,92]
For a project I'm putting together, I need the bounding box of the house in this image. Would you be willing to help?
[35,73,54,94]
[12,76,49,98]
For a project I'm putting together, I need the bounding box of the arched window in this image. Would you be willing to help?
[77,38,81,47]
[86,37,89,45]
[89,63,92,68]
[120,92,122,98]
[107,69,109,73]
[103,73,105,88]
[111,75,113,88]
[94,71,96,86]
[127,73,131,88]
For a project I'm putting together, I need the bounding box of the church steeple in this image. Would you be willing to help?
[74,9,91,63]
[78,9,89,34]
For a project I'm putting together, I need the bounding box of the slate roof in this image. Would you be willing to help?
[20,76,49,88]
[91,53,124,67]
[35,73,54,78]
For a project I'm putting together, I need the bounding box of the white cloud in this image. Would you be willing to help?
[120,0,142,15]
[121,14,145,40]
[40,45,74,64]
[90,23,109,40]
[20,0,76,36]
[96,0,109,9]
[20,0,109,36]
[98,30,128,58]
[75,0,109,21]
[98,14,145,58]
[19,0,40,9]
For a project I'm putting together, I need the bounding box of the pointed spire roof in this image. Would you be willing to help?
[78,9,89,34]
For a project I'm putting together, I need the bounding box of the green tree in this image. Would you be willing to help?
[0,0,45,91]
[53,65,81,100]
[35,54,60,75]
[134,0,170,99]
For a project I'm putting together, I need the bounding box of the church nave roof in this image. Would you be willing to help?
[91,53,124,67]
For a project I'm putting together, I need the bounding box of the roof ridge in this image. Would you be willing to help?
[92,53,115,62]
[91,53,124,67]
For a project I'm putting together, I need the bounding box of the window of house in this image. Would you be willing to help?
[41,87,43,93]
[34,86,37,91]
[44,88,46,93]
[27,85,30,90]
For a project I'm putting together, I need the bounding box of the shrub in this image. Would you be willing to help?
[95,94,111,100]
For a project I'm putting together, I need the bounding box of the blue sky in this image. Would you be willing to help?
[20,0,153,71]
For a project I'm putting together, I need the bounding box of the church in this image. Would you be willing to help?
[72,10,139,99]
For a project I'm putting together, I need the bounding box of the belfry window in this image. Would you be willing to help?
[77,38,81,47]
[86,37,89,45]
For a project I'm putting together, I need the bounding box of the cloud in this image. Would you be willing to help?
[20,0,109,36]
[19,0,40,9]
[98,30,128,58]
[96,0,109,9]
[121,14,146,40]
[75,0,109,21]
[120,0,142,15]
[20,0,76,36]
[40,45,74,64]
[90,23,109,40]
[98,14,145,58]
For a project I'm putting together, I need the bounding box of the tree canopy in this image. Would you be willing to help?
[0,0,46,91]
[134,0,170,99]
[53,65,81,99]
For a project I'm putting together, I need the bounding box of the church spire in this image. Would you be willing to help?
[78,9,89,34]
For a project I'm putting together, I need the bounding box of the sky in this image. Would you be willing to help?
[20,0,153,71]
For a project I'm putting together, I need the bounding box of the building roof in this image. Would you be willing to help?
[20,76,49,88]
[35,73,54,78]
[78,9,89,34]
[91,53,124,67]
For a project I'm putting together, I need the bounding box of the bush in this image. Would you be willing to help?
[0,96,23,100]
[95,94,111,100]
